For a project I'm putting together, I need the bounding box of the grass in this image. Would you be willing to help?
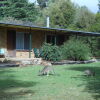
[0,62,100,100]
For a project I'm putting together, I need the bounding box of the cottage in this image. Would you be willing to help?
[0,22,100,59]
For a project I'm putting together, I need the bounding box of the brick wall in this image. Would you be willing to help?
[16,51,35,58]
[32,31,45,48]
[0,27,46,58]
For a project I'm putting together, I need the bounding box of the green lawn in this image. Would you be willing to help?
[0,62,100,100]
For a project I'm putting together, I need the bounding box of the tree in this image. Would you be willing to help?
[98,0,100,13]
[10,0,27,20]
[0,0,10,19]
[89,0,100,32]
[89,13,100,32]
[73,6,95,31]
[25,3,40,21]
[0,0,39,22]
[37,0,49,8]
[43,0,76,28]
[86,1,100,57]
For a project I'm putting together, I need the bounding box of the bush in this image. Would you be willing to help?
[83,37,100,57]
[41,43,62,61]
[61,38,92,61]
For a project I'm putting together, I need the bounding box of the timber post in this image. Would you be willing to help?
[29,27,32,58]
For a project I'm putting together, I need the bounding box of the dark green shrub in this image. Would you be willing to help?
[72,36,100,57]
[61,38,92,61]
[82,37,100,57]
[41,43,62,61]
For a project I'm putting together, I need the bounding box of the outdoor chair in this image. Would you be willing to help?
[0,48,7,58]
[33,48,39,58]
[39,48,43,57]
[33,48,42,58]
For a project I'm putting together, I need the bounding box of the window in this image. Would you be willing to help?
[56,35,65,45]
[46,35,56,45]
[16,32,30,50]
[24,33,30,50]
[46,35,65,45]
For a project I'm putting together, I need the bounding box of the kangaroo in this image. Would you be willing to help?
[38,61,55,76]
[84,69,95,77]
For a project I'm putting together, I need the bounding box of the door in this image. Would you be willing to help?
[7,30,16,57]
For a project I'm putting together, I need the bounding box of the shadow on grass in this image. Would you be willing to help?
[0,68,38,100]
[67,63,100,100]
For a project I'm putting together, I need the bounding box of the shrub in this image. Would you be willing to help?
[61,38,92,61]
[82,37,100,57]
[72,36,100,57]
[41,43,62,61]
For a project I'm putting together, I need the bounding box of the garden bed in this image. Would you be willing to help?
[0,63,20,67]
[0,60,20,67]
[52,59,97,65]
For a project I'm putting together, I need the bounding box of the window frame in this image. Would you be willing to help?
[16,32,30,51]
[46,34,65,45]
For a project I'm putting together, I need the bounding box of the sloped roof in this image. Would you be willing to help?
[0,22,100,36]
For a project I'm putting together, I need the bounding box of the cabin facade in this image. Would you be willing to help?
[0,22,100,58]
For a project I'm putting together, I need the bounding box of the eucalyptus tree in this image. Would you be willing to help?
[73,6,95,31]
[43,0,76,28]
[89,0,100,32]
[98,0,100,13]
